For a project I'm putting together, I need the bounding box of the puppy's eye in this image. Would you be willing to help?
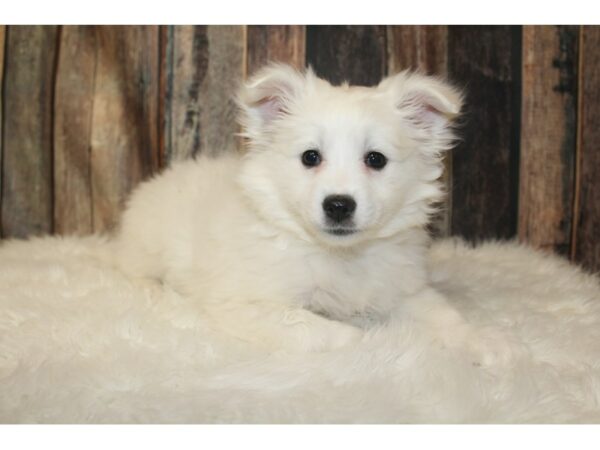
[301,149,322,168]
[364,151,387,170]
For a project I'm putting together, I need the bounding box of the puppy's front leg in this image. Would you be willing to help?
[398,287,516,366]
[204,301,363,353]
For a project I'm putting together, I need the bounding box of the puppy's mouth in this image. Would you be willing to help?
[324,227,358,237]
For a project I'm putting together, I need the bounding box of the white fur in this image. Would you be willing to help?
[1,236,600,423]
[2,65,600,422]
[115,65,493,360]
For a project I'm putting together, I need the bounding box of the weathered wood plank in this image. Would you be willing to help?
[161,25,207,163]
[54,26,97,235]
[0,26,5,237]
[162,25,245,163]
[158,25,171,169]
[246,25,306,74]
[387,25,452,237]
[387,25,448,75]
[572,26,600,271]
[306,25,387,86]
[90,26,160,232]
[1,26,58,238]
[519,26,578,256]
[448,26,521,241]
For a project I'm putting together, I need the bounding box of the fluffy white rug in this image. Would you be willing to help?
[1,235,600,423]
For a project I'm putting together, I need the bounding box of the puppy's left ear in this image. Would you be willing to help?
[379,71,463,141]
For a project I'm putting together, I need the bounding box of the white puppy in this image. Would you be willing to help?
[115,64,508,363]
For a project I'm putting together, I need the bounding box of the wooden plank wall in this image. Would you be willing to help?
[2,26,58,238]
[573,26,600,269]
[0,26,5,232]
[54,26,162,234]
[161,26,245,163]
[1,25,600,273]
[519,26,579,256]
[448,26,522,242]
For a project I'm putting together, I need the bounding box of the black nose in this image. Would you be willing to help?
[322,195,356,223]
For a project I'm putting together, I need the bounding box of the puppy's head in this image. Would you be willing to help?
[237,63,462,247]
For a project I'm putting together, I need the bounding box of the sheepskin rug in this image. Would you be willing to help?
[1,235,600,423]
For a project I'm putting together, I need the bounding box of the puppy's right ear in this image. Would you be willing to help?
[237,64,306,139]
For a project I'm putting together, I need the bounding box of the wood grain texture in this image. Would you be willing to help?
[54,26,97,235]
[0,26,5,236]
[2,24,598,265]
[519,26,578,256]
[1,26,58,238]
[387,25,447,75]
[161,26,208,162]
[387,25,452,237]
[448,26,521,241]
[306,25,387,86]
[573,26,600,270]
[90,26,160,232]
[246,25,306,74]
[162,25,245,163]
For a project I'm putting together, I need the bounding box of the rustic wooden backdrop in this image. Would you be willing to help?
[1,26,599,271]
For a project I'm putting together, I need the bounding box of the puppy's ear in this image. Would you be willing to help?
[237,63,306,138]
[379,71,463,142]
